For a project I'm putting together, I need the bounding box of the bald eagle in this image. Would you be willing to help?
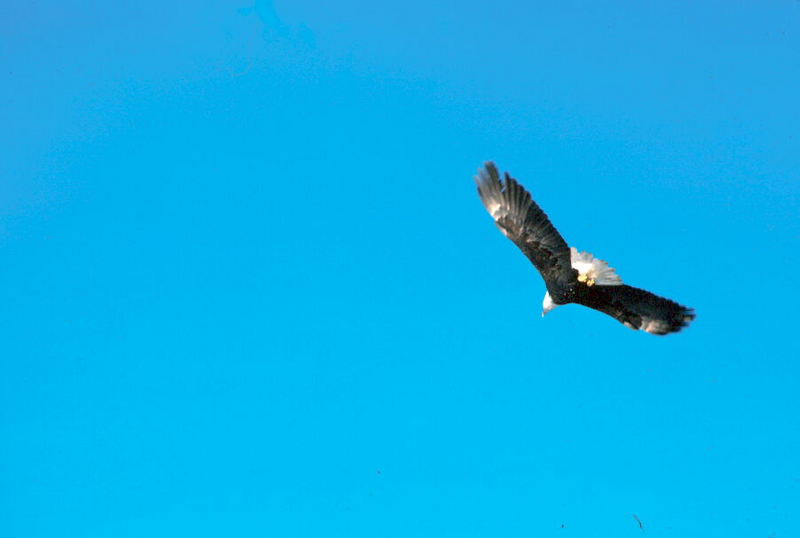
[476,162,695,335]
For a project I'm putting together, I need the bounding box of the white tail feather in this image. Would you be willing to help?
[570,247,623,286]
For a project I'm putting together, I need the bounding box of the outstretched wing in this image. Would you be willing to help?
[475,162,573,285]
[575,284,695,335]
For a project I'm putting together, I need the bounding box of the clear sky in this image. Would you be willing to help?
[2,1,799,536]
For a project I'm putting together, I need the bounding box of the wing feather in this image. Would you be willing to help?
[575,285,695,335]
[475,162,572,285]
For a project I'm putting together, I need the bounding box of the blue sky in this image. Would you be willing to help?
[2,1,799,536]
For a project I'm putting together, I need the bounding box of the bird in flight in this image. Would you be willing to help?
[475,162,695,335]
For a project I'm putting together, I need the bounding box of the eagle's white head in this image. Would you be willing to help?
[542,291,559,317]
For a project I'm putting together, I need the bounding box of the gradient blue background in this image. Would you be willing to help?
[2,1,799,536]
